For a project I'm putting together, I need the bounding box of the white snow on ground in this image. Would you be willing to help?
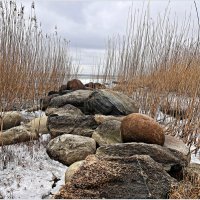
[0,134,67,199]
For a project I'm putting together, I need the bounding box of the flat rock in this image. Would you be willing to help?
[48,90,93,112]
[45,104,83,116]
[46,134,96,166]
[54,154,176,199]
[0,125,39,146]
[0,111,24,130]
[92,120,122,146]
[47,104,97,138]
[96,142,188,176]
[85,89,139,115]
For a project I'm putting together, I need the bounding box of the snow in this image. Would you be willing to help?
[0,134,67,199]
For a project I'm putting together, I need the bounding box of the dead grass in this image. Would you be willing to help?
[0,1,78,111]
[169,164,200,199]
[103,2,200,151]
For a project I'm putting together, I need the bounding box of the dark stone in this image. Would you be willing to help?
[40,94,59,111]
[85,89,139,115]
[48,91,59,96]
[96,142,188,179]
[47,105,98,138]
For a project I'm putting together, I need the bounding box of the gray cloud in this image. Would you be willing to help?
[16,0,199,73]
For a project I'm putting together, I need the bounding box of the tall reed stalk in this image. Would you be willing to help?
[0,1,76,111]
[103,2,200,151]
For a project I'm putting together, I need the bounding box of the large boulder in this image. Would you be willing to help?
[25,115,48,135]
[85,89,139,115]
[47,105,98,138]
[60,79,85,91]
[0,125,39,146]
[54,154,176,199]
[96,143,188,175]
[48,90,93,113]
[92,120,122,146]
[0,111,23,130]
[46,134,96,166]
[121,113,165,145]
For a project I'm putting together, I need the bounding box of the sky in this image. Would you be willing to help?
[16,0,199,74]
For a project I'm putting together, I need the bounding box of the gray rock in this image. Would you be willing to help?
[0,111,23,130]
[45,104,83,116]
[96,142,188,177]
[47,105,98,138]
[164,135,190,160]
[0,125,39,146]
[85,89,139,115]
[46,134,96,166]
[48,90,93,113]
[92,120,122,146]
[54,154,176,199]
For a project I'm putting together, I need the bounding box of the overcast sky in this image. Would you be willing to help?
[16,0,199,74]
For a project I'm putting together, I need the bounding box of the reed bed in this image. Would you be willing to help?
[0,1,77,111]
[103,3,200,151]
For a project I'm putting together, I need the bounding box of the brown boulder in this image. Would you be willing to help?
[85,82,106,89]
[121,113,165,145]
[66,79,85,90]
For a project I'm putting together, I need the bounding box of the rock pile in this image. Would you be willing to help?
[0,79,192,199]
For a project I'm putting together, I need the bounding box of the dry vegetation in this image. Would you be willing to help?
[103,3,200,153]
[0,1,77,111]
[169,164,200,199]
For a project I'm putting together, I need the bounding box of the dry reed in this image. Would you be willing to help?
[103,2,200,151]
[0,1,77,111]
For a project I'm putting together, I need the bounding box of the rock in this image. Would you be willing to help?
[92,120,122,146]
[85,89,139,115]
[96,142,188,178]
[164,135,190,159]
[25,115,48,135]
[65,160,85,183]
[46,134,96,166]
[85,82,106,89]
[62,79,85,91]
[121,113,165,145]
[47,105,98,138]
[40,94,59,111]
[0,125,39,146]
[49,90,93,113]
[54,154,176,199]
[45,104,83,116]
[0,111,23,130]
[94,114,125,124]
